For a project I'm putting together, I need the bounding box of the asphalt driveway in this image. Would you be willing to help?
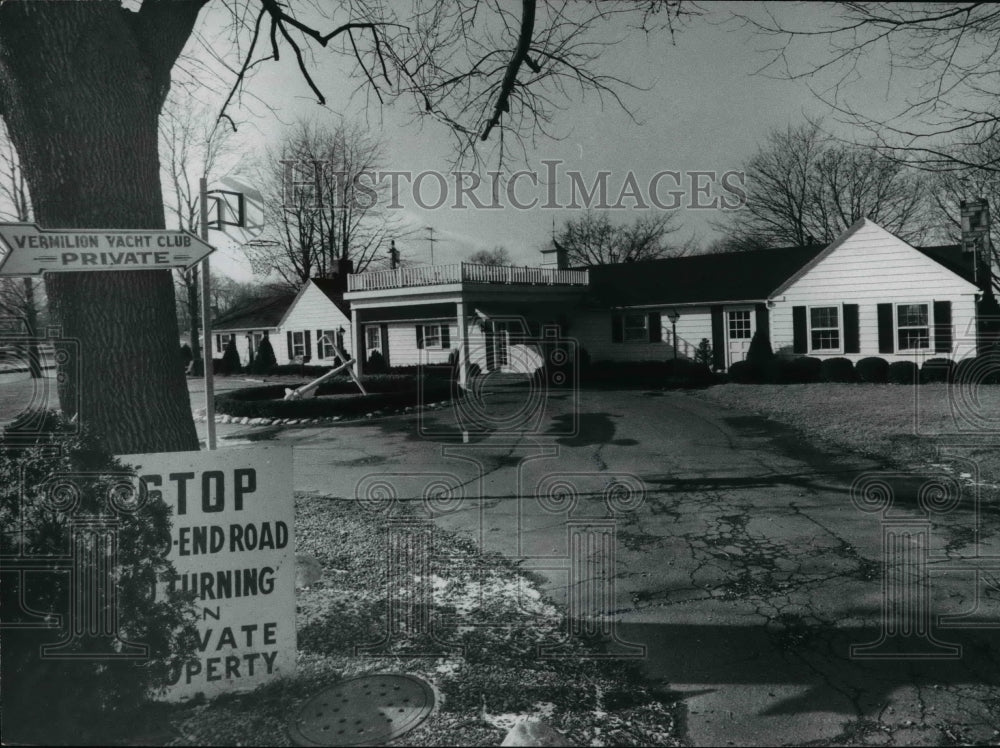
[193,383,1000,744]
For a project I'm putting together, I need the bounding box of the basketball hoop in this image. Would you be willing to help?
[243,239,279,276]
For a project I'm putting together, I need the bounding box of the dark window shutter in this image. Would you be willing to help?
[416,325,424,349]
[304,330,312,360]
[441,325,451,348]
[611,314,623,343]
[648,312,662,343]
[317,330,323,354]
[380,323,389,362]
[711,305,725,369]
[877,303,894,353]
[934,300,953,354]
[286,331,293,360]
[843,304,860,353]
[216,335,221,353]
[792,306,807,354]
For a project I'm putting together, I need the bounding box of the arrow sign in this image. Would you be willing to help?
[0,223,215,276]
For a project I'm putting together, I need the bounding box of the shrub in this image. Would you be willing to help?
[693,338,713,368]
[775,356,822,384]
[920,357,955,384]
[366,350,388,374]
[855,357,889,383]
[661,358,713,387]
[952,350,1000,385]
[745,328,775,366]
[0,417,198,744]
[220,337,242,375]
[581,359,712,389]
[249,333,277,375]
[214,375,451,419]
[727,360,757,384]
[820,357,857,383]
[887,360,918,384]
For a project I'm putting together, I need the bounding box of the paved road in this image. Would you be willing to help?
[192,384,999,745]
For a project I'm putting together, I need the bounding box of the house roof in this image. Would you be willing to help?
[585,244,827,307]
[309,277,351,316]
[213,292,297,331]
[913,244,976,284]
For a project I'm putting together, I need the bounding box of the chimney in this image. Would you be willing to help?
[961,198,994,296]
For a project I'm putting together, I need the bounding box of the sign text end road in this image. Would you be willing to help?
[0,223,214,276]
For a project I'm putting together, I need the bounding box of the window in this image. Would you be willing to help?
[318,330,339,359]
[623,314,648,342]
[216,333,233,352]
[809,306,841,351]
[423,324,442,348]
[727,310,751,339]
[290,331,306,358]
[897,303,930,350]
[366,326,381,352]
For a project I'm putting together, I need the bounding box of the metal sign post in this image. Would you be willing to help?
[200,177,217,450]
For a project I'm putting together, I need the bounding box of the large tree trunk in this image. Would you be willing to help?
[0,1,205,453]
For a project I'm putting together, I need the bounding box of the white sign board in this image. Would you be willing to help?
[0,223,214,275]
[121,446,295,701]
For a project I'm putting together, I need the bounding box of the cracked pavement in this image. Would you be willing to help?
[200,385,1000,746]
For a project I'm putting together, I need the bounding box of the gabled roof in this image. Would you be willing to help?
[771,218,980,296]
[213,292,297,331]
[275,277,351,329]
[310,277,351,316]
[586,244,826,307]
[913,244,976,284]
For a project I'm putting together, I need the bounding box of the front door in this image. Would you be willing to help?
[484,321,510,371]
[726,307,755,367]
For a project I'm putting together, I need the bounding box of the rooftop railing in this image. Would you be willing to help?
[347,262,589,291]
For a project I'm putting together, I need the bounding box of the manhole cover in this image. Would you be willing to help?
[289,673,435,747]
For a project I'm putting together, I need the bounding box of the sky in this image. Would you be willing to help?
[177,1,932,281]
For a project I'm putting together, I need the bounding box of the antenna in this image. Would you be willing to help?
[425,226,436,265]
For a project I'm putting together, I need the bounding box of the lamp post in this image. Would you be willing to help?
[666,309,680,361]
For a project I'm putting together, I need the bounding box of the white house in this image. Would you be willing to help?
[275,277,353,364]
[212,292,297,368]
[341,219,996,378]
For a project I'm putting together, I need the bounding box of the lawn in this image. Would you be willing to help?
[696,382,1000,482]
[160,495,684,747]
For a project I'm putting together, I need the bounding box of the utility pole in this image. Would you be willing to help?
[425,226,436,265]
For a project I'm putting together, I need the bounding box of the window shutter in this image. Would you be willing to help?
[711,305,725,369]
[286,331,293,360]
[792,306,807,354]
[441,325,451,348]
[843,304,860,353]
[933,300,953,354]
[877,303,894,353]
[611,314,623,343]
[648,312,662,343]
[316,330,323,354]
[304,330,312,360]
[416,325,424,349]
[216,335,221,353]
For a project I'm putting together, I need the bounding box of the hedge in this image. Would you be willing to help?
[919,357,955,384]
[887,360,918,384]
[214,375,452,419]
[820,357,857,383]
[855,357,889,383]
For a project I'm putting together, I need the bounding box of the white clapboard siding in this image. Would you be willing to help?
[573,308,714,362]
[386,320,457,366]
[772,220,980,362]
[280,282,353,362]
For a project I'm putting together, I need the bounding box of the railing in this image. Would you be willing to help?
[347,262,589,291]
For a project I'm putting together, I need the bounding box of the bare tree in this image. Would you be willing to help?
[552,210,685,266]
[0,121,43,377]
[0,0,696,452]
[741,3,1000,172]
[467,246,513,265]
[714,121,932,249]
[160,89,237,373]
[250,120,391,287]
